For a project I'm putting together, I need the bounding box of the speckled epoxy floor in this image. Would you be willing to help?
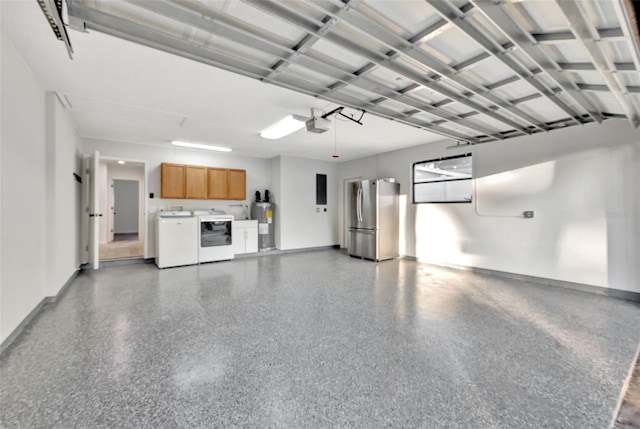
[2,249,640,428]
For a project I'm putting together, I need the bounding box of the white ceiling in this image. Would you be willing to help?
[2,0,640,162]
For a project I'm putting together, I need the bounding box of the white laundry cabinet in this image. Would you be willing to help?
[232,220,258,254]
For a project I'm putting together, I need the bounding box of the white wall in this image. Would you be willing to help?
[46,94,83,296]
[277,156,339,250]
[1,35,82,343]
[1,34,47,343]
[114,180,139,234]
[83,138,272,256]
[338,120,640,293]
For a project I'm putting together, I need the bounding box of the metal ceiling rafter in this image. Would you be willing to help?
[426,0,586,125]
[531,27,625,43]
[266,0,364,78]
[67,1,481,143]
[300,0,549,132]
[578,84,640,94]
[125,0,504,139]
[555,0,640,127]
[243,0,534,135]
[558,62,636,72]
[469,0,604,124]
[611,0,640,74]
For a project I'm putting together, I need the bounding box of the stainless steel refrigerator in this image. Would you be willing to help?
[348,179,400,261]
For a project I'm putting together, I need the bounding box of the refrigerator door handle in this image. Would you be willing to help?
[357,187,363,222]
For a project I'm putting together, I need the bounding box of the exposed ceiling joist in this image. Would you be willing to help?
[300,0,548,132]
[426,0,586,126]
[244,0,536,136]
[60,0,640,149]
[126,0,504,139]
[555,0,640,127]
[578,84,640,94]
[531,27,625,43]
[67,0,482,143]
[470,0,607,125]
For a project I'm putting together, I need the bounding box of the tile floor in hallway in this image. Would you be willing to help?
[1,249,640,428]
[99,237,143,261]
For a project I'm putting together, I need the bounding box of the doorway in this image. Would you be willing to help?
[99,160,145,261]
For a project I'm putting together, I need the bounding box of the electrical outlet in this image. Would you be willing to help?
[523,211,534,218]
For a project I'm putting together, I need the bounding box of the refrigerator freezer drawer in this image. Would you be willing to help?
[348,229,377,260]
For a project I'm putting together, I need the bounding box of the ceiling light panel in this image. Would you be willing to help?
[171,141,232,152]
[259,115,306,140]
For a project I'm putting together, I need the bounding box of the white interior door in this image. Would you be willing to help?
[88,151,101,269]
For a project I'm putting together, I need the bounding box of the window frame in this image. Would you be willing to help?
[412,152,473,204]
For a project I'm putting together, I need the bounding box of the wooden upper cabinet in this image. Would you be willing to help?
[227,169,246,200]
[185,166,207,199]
[207,168,228,199]
[161,163,246,200]
[161,163,185,199]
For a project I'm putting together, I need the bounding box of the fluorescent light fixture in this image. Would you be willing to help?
[260,115,306,139]
[118,160,126,164]
[171,141,232,152]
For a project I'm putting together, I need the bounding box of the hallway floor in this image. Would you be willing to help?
[99,235,143,260]
[1,250,639,428]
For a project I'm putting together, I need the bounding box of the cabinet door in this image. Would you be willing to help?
[161,163,185,199]
[245,227,258,253]
[185,166,207,199]
[207,168,228,199]
[227,169,246,200]
[232,226,246,255]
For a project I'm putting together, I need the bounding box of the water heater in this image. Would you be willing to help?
[251,202,276,251]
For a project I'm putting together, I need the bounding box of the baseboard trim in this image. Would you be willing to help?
[401,256,640,302]
[1,269,81,356]
[234,245,341,259]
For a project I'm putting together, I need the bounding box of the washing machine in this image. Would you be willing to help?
[193,210,235,263]
[155,211,198,268]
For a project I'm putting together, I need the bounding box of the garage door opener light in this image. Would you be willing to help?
[260,115,307,139]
